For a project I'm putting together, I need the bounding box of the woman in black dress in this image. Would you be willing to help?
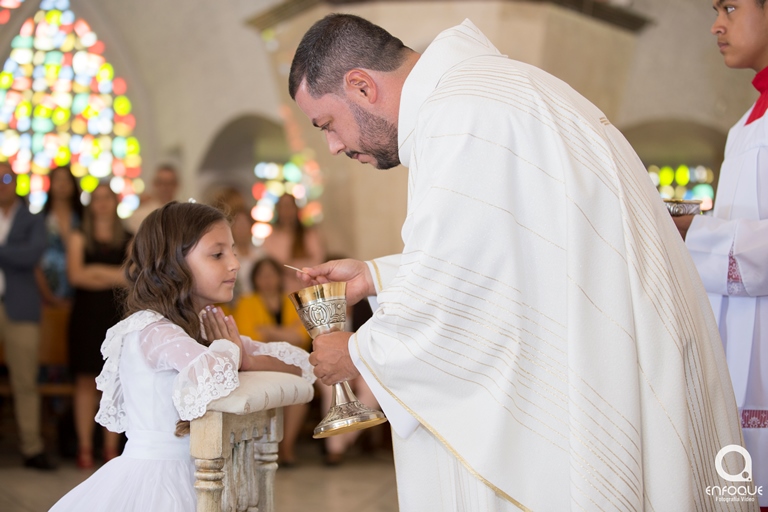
[67,183,130,468]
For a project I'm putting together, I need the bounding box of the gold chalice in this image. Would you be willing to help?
[664,198,702,216]
[289,282,387,438]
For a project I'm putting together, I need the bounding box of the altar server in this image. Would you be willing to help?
[673,1,768,508]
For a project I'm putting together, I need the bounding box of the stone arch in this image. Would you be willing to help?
[622,119,727,173]
[197,114,289,208]
[621,119,727,199]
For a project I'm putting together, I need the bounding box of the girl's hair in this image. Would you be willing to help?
[250,257,284,294]
[81,183,128,253]
[43,166,83,219]
[122,201,229,343]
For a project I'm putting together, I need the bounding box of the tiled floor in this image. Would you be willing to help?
[0,404,399,512]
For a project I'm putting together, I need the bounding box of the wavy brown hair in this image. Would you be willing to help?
[122,201,229,343]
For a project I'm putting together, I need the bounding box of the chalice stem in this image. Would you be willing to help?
[330,381,358,409]
[313,379,387,439]
[288,282,387,438]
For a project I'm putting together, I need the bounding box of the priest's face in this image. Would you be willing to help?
[295,81,401,169]
[711,0,768,71]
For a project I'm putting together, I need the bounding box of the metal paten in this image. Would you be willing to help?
[664,198,702,216]
[289,282,387,438]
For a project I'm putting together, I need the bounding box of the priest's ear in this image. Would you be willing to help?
[343,69,378,105]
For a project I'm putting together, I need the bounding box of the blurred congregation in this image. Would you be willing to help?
[0,0,765,511]
[0,153,388,469]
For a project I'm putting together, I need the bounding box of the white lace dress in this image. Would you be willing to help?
[49,310,314,512]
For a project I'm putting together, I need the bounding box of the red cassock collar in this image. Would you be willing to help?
[746,66,768,125]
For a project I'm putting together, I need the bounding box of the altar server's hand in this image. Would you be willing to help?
[309,331,360,385]
[296,258,375,306]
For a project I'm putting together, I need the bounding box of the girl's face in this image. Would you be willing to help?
[254,261,282,294]
[89,185,117,218]
[50,169,75,201]
[186,220,240,312]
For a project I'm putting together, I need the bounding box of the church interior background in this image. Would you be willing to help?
[0,0,759,510]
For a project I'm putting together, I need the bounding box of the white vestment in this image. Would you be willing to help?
[350,20,754,511]
[686,94,768,506]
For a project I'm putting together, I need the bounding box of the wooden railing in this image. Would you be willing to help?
[190,371,314,512]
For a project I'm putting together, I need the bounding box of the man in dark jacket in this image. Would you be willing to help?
[0,163,55,470]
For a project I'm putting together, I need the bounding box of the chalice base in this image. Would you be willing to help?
[313,401,388,439]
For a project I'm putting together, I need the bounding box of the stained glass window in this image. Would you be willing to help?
[250,151,324,245]
[0,0,25,25]
[648,164,715,212]
[0,0,143,216]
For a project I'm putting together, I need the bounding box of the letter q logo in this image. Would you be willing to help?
[715,445,752,482]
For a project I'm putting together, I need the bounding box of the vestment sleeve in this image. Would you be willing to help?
[732,218,768,296]
[686,215,768,296]
[139,321,241,421]
[686,148,768,297]
[685,216,734,295]
[366,254,401,294]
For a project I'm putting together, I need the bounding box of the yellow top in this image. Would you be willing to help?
[232,293,311,351]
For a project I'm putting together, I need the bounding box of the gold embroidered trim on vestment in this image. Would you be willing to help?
[353,333,533,512]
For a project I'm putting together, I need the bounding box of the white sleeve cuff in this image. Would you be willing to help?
[348,333,419,439]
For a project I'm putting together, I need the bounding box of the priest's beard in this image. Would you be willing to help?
[348,102,400,169]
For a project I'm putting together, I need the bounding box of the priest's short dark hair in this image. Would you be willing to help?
[289,14,411,99]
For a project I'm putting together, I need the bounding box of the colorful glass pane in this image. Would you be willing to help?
[250,150,324,246]
[647,164,715,212]
[0,0,25,26]
[0,0,141,216]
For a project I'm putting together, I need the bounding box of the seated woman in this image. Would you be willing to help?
[233,257,312,466]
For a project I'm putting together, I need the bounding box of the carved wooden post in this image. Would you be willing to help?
[191,411,227,512]
[194,457,225,511]
[254,408,281,512]
[189,372,314,512]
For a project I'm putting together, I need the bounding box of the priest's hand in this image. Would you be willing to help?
[295,258,375,305]
[672,214,694,240]
[309,331,360,385]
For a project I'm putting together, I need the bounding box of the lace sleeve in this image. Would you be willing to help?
[242,336,316,384]
[171,339,241,421]
[137,320,242,421]
[727,244,749,296]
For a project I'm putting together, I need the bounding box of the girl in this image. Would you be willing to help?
[50,201,314,511]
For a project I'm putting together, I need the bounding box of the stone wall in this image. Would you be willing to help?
[1,0,757,259]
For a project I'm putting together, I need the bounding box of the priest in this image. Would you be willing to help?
[290,14,754,511]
